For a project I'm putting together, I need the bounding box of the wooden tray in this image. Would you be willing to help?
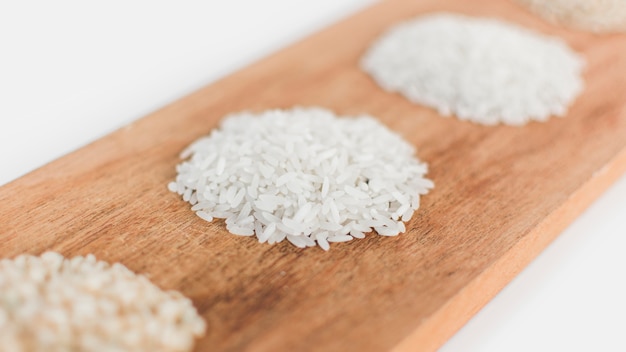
[2,0,626,350]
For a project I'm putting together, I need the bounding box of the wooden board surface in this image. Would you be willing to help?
[2,0,626,350]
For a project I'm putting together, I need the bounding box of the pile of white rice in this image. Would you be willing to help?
[361,13,585,126]
[169,107,433,250]
[517,0,626,33]
[0,252,205,352]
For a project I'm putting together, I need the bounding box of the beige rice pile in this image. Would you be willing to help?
[0,252,206,352]
[517,0,626,33]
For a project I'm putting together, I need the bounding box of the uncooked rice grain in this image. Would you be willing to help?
[170,107,433,250]
[516,0,626,33]
[361,13,585,126]
[0,252,206,352]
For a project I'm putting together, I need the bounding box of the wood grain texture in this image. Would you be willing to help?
[2,0,626,351]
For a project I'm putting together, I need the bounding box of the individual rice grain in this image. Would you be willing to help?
[516,0,626,33]
[361,13,585,126]
[0,252,206,352]
[170,107,433,250]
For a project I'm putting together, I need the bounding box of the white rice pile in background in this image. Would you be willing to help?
[517,0,626,33]
[0,252,206,352]
[361,13,585,126]
[169,107,433,250]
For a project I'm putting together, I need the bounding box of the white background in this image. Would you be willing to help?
[1,1,624,351]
